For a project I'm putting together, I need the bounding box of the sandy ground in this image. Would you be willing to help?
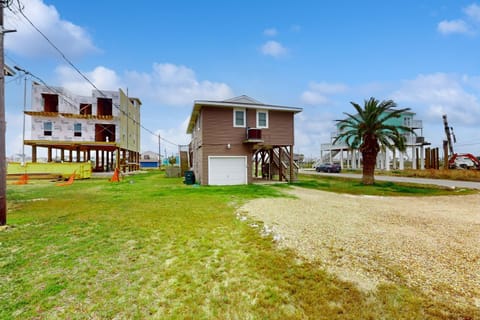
[237,187,480,310]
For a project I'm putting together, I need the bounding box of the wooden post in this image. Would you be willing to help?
[425,147,430,169]
[32,144,37,162]
[0,3,6,225]
[116,147,120,170]
[289,145,294,182]
[254,151,258,178]
[101,150,105,170]
[110,151,115,171]
[278,147,283,181]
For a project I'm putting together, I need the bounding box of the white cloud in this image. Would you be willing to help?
[263,28,278,36]
[300,81,348,105]
[55,62,232,106]
[55,65,123,96]
[294,109,337,158]
[4,0,98,58]
[260,40,287,58]
[437,3,480,35]
[464,3,480,22]
[147,117,191,155]
[5,112,30,158]
[392,73,480,125]
[437,19,470,35]
[126,63,233,106]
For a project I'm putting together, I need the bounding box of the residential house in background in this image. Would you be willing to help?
[186,95,302,185]
[320,109,428,170]
[140,151,160,169]
[24,83,141,172]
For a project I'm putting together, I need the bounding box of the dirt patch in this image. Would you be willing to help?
[238,187,480,310]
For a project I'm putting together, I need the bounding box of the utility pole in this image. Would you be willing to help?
[0,1,16,225]
[0,2,7,225]
[13,66,28,165]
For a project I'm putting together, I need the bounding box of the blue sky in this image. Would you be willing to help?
[4,0,480,159]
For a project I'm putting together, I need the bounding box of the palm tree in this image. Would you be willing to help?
[334,97,414,185]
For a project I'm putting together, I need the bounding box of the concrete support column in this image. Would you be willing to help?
[340,149,344,168]
[385,149,390,171]
[399,151,404,170]
[420,145,425,170]
[412,146,417,169]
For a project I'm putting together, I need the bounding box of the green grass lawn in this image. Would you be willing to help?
[1,171,476,319]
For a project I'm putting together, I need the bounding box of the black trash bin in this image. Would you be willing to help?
[184,170,195,185]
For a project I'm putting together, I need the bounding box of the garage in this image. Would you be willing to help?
[208,156,247,185]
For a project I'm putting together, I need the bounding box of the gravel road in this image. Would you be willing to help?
[238,187,480,311]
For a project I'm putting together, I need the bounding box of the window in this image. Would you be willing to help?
[44,121,52,136]
[74,123,82,137]
[233,109,246,127]
[80,103,92,115]
[42,94,58,112]
[97,98,113,116]
[257,110,268,128]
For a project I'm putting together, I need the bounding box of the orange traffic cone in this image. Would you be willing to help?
[13,174,28,185]
[110,168,120,182]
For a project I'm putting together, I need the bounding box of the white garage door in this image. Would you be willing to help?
[208,156,247,185]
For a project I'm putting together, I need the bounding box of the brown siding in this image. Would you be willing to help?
[193,105,296,185]
[202,107,295,146]
[260,111,294,146]
[202,106,247,144]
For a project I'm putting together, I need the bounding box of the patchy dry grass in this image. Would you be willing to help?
[1,171,476,319]
[295,173,476,196]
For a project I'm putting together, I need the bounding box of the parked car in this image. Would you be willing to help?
[316,163,341,173]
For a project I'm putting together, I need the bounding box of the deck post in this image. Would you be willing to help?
[278,147,283,181]
[289,145,294,182]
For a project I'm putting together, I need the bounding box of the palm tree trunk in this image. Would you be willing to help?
[361,136,379,185]
[362,150,377,185]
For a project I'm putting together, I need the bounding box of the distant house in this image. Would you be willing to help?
[140,151,160,169]
[320,110,428,170]
[24,83,142,172]
[186,95,302,185]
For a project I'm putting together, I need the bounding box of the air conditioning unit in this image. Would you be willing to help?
[247,128,262,140]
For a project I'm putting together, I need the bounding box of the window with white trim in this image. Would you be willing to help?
[233,108,246,127]
[257,110,268,128]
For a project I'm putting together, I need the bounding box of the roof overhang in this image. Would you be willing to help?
[186,99,302,134]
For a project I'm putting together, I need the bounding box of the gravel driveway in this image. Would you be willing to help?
[238,187,480,311]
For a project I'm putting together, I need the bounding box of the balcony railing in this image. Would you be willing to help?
[405,119,422,129]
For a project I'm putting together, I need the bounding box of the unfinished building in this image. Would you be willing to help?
[24,83,141,172]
